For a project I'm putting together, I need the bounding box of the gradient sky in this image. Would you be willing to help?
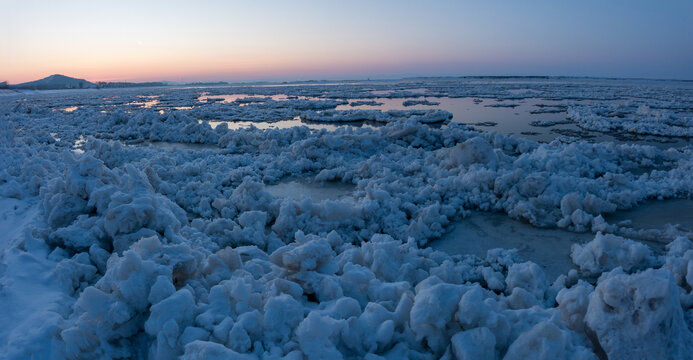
[2,0,692,83]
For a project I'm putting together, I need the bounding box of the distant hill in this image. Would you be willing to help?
[11,74,95,90]
[9,75,178,90]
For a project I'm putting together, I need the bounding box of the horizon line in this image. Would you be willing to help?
[5,73,693,87]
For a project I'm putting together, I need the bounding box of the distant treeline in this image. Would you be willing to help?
[95,82,167,88]
[95,81,228,88]
[184,81,229,86]
[0,81,8,89]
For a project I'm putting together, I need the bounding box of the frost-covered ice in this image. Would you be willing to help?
[0,78,692,359]
[348,100,383,107]
[402,99,440,107]
[301,108,453,123]
[568,104,693,137]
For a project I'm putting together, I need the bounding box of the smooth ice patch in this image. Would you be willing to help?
[265,180,355,203]
[606,199,693,232]
[0,197,65,357]
[0,197,39,249]
[430,212,594,278]
[0,248,71,357]
[127,140,220,151]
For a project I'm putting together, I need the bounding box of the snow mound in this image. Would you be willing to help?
[585,268,693,359]
[570,232,655,275]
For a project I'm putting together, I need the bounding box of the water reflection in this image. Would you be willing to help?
[198,94,263,103]
[337,96,570,142]
[57,106,78,112]
[197,93,321,104]
[337,96,690,147]
[127,99,159,108]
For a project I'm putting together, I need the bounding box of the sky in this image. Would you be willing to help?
[2,0,692,83]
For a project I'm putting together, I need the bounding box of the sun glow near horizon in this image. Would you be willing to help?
[2,0,693,83]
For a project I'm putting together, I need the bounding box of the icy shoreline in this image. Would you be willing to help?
[1,78,692,359]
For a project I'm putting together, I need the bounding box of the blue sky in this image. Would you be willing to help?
[1,0,692,82]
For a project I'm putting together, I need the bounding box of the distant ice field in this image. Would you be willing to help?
[10,77,692,146]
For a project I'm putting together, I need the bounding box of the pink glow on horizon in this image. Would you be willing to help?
[5,56,493,84]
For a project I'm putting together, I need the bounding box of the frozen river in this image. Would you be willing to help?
[1,77,692,359]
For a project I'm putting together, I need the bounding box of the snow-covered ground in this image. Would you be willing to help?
[0,78,692,359]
